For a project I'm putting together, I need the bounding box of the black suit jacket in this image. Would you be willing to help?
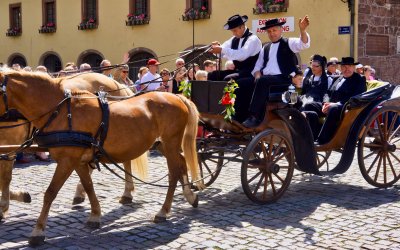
[328,73,366,104]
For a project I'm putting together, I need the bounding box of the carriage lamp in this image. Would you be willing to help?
[282,84,298,104]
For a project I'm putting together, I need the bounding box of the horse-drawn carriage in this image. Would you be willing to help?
[191,80,400,204]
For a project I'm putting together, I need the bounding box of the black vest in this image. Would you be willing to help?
[231,29,260,73]
[262,38,298,77]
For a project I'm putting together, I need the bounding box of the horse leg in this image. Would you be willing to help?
[29,161,75,247]
[0,160,13,221]
[119,161,134,204]
[72,164,94,205]
[74,163,101,228]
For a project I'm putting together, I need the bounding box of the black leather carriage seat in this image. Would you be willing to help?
[191,80,226,114]
[347,83,393,110]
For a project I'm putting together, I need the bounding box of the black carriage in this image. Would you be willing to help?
[191,80,400,204]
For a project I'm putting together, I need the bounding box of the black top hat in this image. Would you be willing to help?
[260,18,286,30]
[223,14,248,30]
[338,57,359,65]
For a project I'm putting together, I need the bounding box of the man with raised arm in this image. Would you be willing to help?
[208,14,262,122]
[242,16,311,128]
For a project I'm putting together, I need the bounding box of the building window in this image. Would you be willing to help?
[42,53,62,73]
[78,50,104,68]
[127,0,150,26]
[79,0,98,30]
[6,3,22,36]
[128,50,154,81]
[253,0,289,15]
[8,54,27,68]
[183,0,211,21]
[39,0,56,33]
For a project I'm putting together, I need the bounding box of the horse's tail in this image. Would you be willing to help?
[177,95,205,190]
[131,152,148,180]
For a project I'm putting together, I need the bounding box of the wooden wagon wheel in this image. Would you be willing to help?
[241,129,294,204]
[358,107,400,188]
[197,143,224,187]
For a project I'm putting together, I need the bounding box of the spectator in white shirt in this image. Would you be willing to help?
[140,59,161,92]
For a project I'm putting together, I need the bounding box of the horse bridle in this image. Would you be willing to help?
[0,75,10,118]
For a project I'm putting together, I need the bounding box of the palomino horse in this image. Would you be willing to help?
[0,72,148,222]
[0,71,203,246]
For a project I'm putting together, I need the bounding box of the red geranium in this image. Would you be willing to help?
[221,92,235,105]
[219,80,239,122]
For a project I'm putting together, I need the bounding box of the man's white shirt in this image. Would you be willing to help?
[140,71,161,91]
[220,28,262,62]
[252,33,311,76]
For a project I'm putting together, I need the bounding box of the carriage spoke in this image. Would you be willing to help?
[377,119,385,141]
[268,135,274,160]
[366,152,381,174]
[269,173,277,196]
[391,137,400,145]
[273,150,290,164]
[388,125,400,142]
[384,112,389,141]
[202,161,213,175]
[262,174,268,199]
[387,113,398,139]
[273,172,285,183]
[383,152,387,184]
[364,142,383,149]
[374,152,383,182]
[386,153,398,178]
[252,172,265,196]
[248,170,263,183]
[389,152,400,165]
[271,139,284,159]
[363,150,379,160]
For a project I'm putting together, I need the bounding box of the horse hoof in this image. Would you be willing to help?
[72,197,85,205]
[86,221,100,229]
[153,215,166,223]
[23,192,32,203]
[192,195,199,208]
[119,196,133,205]
[29,236,45,247]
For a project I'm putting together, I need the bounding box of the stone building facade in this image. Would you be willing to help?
[358,0,400,83]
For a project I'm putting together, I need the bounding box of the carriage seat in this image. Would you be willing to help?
[346,83,393,110]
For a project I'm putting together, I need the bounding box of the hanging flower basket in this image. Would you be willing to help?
[253,0,288,14]
[126,14,150,26]
[39,23,56,33]
[6,27,21,37]
[78,18,98,30]
[182,7,210,21]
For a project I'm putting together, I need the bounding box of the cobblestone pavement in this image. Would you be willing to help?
[1,151,400,250]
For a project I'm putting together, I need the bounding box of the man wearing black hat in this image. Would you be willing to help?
[242,15,311,128]
[303,57,366,144]
[208,14,262,122]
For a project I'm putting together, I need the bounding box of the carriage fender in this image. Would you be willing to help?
[330,99,385,174]
[273,108,321,175]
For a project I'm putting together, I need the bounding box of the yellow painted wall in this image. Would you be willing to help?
[0,0,352,70]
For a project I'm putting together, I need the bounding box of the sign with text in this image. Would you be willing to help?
[338,26,351,35]
[252,17,294,34]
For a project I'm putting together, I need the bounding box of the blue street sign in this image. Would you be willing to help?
[338,26,351,35]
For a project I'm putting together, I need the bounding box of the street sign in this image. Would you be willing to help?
[338,26,351,35]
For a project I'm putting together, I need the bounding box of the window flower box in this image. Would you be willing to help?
[126,13,149,26]
[39,23,56,33]
[253,0,288,14]
[182,7,210,21]
[78,18,98,30]
[6,27,21,37]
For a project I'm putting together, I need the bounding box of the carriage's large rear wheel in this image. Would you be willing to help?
[241,130,294,204]
[197,142,224,187]
[358,107,400,188]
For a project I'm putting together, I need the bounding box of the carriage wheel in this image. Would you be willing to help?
[241,130,294,204]
[197,144,224,187]
[316,150,332,171]
[358,108,400,188]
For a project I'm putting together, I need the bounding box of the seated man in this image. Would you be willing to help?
[242,16,311,128]
[208,14,263,122]
[303,57,367,144]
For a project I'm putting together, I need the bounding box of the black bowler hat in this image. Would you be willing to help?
[260,18,286,30]
[223,14,248,30]
[338,57,359,65]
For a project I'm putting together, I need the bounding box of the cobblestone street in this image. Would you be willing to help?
[1,151,400,249]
